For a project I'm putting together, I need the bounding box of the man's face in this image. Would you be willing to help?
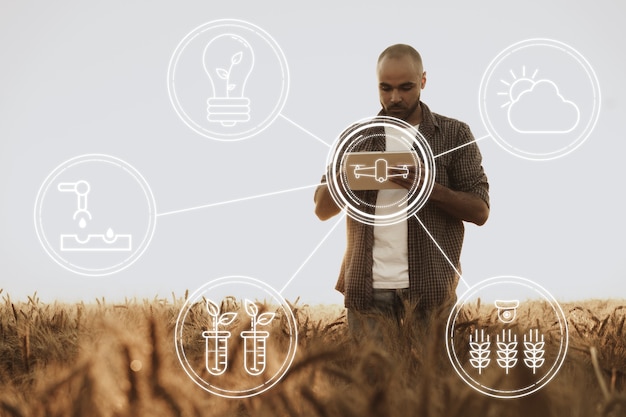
[377,55,426,125]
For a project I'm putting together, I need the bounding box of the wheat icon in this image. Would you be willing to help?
[469,329,491,374]
[496,329,518,374]
[523,329,545,374]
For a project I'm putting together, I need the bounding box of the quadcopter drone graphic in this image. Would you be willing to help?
[352,158,411,183]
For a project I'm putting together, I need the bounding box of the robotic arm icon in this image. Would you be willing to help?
[57,180,92,226]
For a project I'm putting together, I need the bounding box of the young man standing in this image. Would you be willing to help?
[314,44,490,336]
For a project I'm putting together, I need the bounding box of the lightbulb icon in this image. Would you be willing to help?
[203,34,255,127]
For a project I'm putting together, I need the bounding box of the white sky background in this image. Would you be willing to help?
[0,0,624,305]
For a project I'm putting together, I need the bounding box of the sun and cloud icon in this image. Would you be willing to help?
[499,66,580,134]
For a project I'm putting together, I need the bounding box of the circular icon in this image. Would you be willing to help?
[446,276,569,399]
[34,154,156,276]
[326,116,435,226]
[479,38,601,161]
[175,276,298,398]
[168,19,289,141]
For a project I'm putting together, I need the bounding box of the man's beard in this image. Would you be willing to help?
[384,100,420,123]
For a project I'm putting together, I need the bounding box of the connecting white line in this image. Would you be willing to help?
[434,134,491,159]
[279,114,332,148]
[156,183,320,217]
[414,214,471,290]
[280,212,346,294]
[155,127,487,296]
[427,133,491,291]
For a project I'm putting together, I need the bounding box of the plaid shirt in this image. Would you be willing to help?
[322,102,489,311]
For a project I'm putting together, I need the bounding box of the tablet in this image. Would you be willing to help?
[343,151,419,190]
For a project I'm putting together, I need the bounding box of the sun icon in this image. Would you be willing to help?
[497,66,539,108]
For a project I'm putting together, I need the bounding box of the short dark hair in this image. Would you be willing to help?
[377,44,423,70]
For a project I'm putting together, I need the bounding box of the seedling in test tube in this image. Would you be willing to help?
[202,299,237,376]
[241,299,275,376]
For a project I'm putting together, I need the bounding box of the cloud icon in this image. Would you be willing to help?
[507,79,580,134]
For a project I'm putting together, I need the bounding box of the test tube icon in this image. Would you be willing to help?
[203,329,231,376]
[203,299,237,376]
[241,299,275,376]
[241,329,270,376]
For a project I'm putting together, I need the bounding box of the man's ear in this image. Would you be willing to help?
[421,71,427,89]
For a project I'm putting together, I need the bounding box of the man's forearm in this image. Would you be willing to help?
[429,183,489,226]
[314,184,342,221]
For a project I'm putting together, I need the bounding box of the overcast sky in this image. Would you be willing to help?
[1,0,624,306]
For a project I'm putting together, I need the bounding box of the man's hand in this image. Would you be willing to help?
[314,170,344,221]
[388,163,489,225]
[388,163,423,190]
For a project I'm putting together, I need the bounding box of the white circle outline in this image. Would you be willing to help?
[445,275,569,398]
[326,116,435,226]
[339,132,420,210]
[174,276,298,399]
[167,19,290,142]
[33,154,157,277]
[479,38,601,161]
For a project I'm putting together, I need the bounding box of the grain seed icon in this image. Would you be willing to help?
[496,329,518,374]
[469,329,491,375]
[523,329,546,374]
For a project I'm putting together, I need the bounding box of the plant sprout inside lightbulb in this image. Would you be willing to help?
[203,34,255,127]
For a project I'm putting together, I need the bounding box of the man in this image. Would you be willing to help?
[314,44,489,335]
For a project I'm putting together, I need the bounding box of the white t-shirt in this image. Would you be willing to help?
[371,125,417,289]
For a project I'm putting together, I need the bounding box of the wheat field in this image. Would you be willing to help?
[0,289,625,417]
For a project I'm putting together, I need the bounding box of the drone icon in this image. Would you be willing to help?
[352,158,410,183]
